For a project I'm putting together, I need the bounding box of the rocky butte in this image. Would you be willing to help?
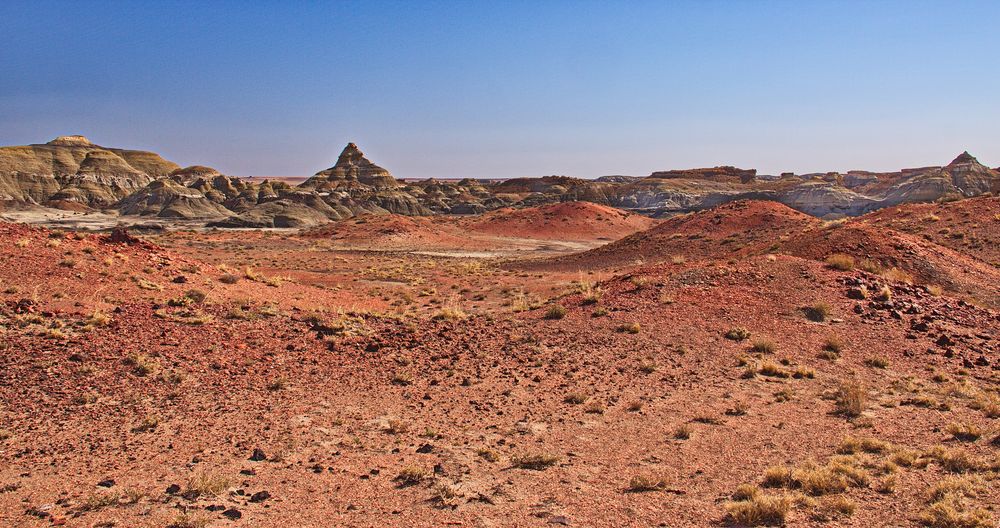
[1,136,998,227]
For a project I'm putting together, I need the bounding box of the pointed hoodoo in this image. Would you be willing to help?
[303,142,399,189]
[949,151,979,165]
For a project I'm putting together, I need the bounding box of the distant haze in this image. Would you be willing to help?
[2,1,998,178]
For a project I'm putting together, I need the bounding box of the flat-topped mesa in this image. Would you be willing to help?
[170,165,222,181]
[304,142,399,189]
[648,166,757,184]
[47,135,94,147]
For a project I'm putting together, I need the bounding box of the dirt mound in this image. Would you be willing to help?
[463,201,656,241]
[781,219,1000,307]
[543,200,820,268]
[857,195,1000,267]
[303,213,484,250]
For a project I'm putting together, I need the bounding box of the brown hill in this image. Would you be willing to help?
[545,200,820,268]
[462,201,656,241]
[856,195,1000,267]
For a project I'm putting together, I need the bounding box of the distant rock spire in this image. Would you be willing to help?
[949,151,978,165]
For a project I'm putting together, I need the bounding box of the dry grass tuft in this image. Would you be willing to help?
[945,423,982,442]
[544,304,567,320]
[186,472,230,497]
[627,474,670,492]
[835,380,866,417]
[825,254,855,271]
[804,301,832,322]
[724,493,790,526]
[511,453,559,470]
[395,466,429,486]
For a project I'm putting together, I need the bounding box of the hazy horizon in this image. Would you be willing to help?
[3,0,999,178]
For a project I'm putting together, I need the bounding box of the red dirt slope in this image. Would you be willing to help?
[462,201,656,241]
[301,214,491,250]
[858,195,1000,267]
[538,200,820,268]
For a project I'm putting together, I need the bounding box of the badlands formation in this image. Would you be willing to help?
[2,136,999,227]
[0,136,999,527]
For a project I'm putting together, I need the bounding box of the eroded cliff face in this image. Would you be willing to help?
[1,136,997,226]
[0,136,174,207]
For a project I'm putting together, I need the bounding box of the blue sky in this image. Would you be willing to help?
[2,1,998,178]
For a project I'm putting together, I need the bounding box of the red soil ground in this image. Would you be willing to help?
[461,201,657,241]
[1,199,999,527]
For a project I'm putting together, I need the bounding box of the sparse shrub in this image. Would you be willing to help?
[564,393,587,405]
[919,494,993,528]
[859,259,883,274]
[751,340,776,354]
[579,282,601,305]
[184,289,207,304]
[85,310,112,328]
[732,484,760,502]
[395,466,428,485]
[384,418,408,435]
[825,254,855,271]
[391,371,413,386]
[725,327,751,341]
[185,472,229,498]
[639,361,657,374]
[724,493,790,526]
[929,446,981,473]
[882,267,913,284]
[77,492,121,512]
[835,380,866,417]
[544,305,567,320]
[865,356,890,369]
[627,474,670,492]
[131,415,159,433]
[476,448,499,462]
[616,322,641,334]
[945,423,982,442]
[812,496,855,521]
[433,304,467,321]
[792,366,815,379]
[219,273,240,284]
[592,307,608,317]
[804,301,832,322]
[762,466,794,488]
[136,278,162,291]
[674,424,692,440]
[167,514,211,528]
[758,361,789,378]
[822,335,844,355]
[267,377,287,391]
[511,453,559,470]
[126,353,159,377]
[874,285,893,302]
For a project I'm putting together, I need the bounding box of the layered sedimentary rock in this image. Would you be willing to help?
[1,136,997,225]
[301,143,399,190]
[0,136,176,208]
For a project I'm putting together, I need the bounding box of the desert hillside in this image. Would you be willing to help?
[1,195,998,527]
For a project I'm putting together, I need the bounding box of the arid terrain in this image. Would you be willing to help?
[1,189,999,527]
[1,137,999,528]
